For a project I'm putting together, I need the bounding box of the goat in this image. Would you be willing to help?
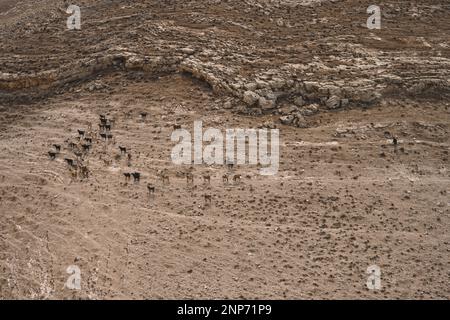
[99,124,106,131]
[53,144,61,152]
[123,173,131,181]
[233,174,241,183]
[70,167,78,179]
[173,124,182,130]
[204,194,212,205]
[82,144,91,152]
[68,142,77,150]
[162,173,169,185]
[105,124,111,131]
[65,158,75,167]
[79,165,89,179]
[158,169,169,185]
[48,151,57,160]
[140,112,148,119]
[84,137,92,144]
[222,174,229,184]
[78,130,85,137]
[106,133,113,140]
[186,172,194,185]
[119,146,127,154]
[147,184,155,195]
[131,172,141,183]
[227,163,234,171]
[203,174,211,185]
[74,151,83,159]
[100,133,107,140]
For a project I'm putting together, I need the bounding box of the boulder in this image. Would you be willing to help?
[340,98,349,107]
[325,95,341,109]
[258,96,276,110]
[243,90,260,106]
[293,96,305,107]
[299,104,319,116]
[279,105,298,115]
[244,82,258,91]
[292,113,309,128]
[280,115,294,125]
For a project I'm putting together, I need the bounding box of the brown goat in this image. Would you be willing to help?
[186,172,194,185]
[222,174,229,184]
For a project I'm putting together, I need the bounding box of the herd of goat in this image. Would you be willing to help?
[47,113,243,205]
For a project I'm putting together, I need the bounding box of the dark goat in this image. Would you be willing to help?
[131,172,141,182]
[204,194,212,205]
[48,151,57,160]
[147,184,155,194]
[140,112,148,119]
[65,158,75,167]
[53,144,61,152]
[119,146,127,154]
[68,142,77,150]
[393,137,398,146]
[82,144,91,152]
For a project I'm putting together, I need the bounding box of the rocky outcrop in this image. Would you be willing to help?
[0,0,449,126]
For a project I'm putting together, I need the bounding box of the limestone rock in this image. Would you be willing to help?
[326,95,341,109]
[280,115,294,125]
[299,104,319,116]
[293,96,305,107]
[243,91,260,106]
[258,97,276,110]
[279,105,298,115]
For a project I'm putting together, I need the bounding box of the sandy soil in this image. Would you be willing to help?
[0,0,449,299]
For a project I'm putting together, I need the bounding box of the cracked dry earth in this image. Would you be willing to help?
[0,0,449,299]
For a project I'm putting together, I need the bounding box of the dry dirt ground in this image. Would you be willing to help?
[0,0,449,299]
